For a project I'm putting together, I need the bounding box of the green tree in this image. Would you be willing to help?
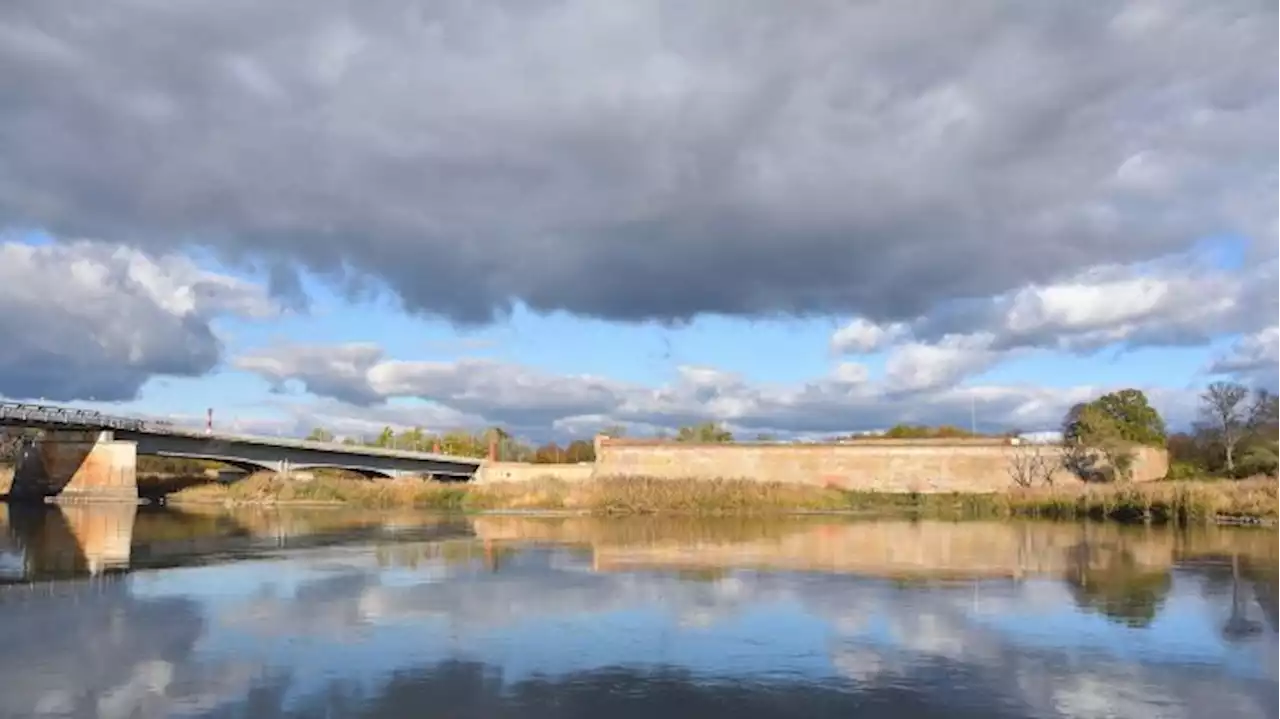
[397,426,426,451]
[1087,389,1167,445]
[306,427,335,443]
[676,422,733,443]
[1063,389,1167,481]
[375,426,395,448]
[883,423,979,439]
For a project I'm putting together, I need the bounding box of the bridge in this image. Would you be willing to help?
[1,402,485,500]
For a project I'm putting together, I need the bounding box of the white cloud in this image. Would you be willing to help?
[1209,326,1279,390]
[884,334,999,393]
[830,318,907,355]
[0,241,275,401]
[232,340,1196,439]
[830,254,1277,389]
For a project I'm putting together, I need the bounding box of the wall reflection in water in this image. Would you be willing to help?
[0,505,1275,718]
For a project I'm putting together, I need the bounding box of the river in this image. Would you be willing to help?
[0,503,1275,719]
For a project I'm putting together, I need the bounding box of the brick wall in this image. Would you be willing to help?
[475,461,595,485]
[592,438,1168,492]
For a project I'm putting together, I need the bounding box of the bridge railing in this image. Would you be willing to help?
[0,402,147,432]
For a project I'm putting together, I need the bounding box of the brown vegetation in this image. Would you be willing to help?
[1004,476,1278,524]
[141,473,851,514]
[138,471,1277,524]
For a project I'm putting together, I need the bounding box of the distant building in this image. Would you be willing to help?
[1016,431,1063,444]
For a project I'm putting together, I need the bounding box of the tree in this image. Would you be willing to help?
[1089,389,1167,445]
[1166,431,1218,478]
[676,422,733,443]
[1075,403,1136,481]
[564,439,595,463]
[1062,390,1167,482]
[1006,442,1061,487]
[375,426,395,448]
[306,427,335,443]
[882,423,979,439]
[533,442,565,464]
[1061,402,1088,444]
[1199,382,1250,474]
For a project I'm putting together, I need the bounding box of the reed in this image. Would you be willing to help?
[1002,477,1278,523]
[142,472,470,510]
[40,471,1280,525]
[148,473,853,514]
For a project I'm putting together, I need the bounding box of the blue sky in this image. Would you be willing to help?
[109,230,1270,436]
[6,228,1274,441]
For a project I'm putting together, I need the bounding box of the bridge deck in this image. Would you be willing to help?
[118,427,483,466]
[1,401,482,468]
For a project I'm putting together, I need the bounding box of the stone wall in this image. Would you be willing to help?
[591,438,1168,492]
[475,461,595,485]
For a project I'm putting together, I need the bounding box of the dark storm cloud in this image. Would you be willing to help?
[0,0,1273,325]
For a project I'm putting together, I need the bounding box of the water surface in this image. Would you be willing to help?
[0,504,1275,718]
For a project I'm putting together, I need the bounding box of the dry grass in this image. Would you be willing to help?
[147,472,471,509]
[1003,477,1278,523]
[0,465,12,495]
[563,476,853,514]
[153,473,851,514]
[12,469,1276,524]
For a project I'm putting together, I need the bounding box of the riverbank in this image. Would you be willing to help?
[121,472,1279,524]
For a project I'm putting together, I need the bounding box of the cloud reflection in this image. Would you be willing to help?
[0,510,1273,718]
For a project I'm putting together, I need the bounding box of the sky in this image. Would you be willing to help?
[0,0,1276,443]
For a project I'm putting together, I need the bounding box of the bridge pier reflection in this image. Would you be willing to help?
[2,502,136,580]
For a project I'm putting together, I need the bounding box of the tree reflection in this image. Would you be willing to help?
[1064,541,1172,628]
[1222,554,1264,642]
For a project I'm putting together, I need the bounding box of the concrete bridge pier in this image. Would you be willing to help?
[9,430,138,502]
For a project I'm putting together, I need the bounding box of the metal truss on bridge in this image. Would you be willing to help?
[0,402,147,432]
[0,401,483,479]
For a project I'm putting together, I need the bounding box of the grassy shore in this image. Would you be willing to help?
[131,472,1279,524]
[1004,478,1278,524]
[139,473,854,514]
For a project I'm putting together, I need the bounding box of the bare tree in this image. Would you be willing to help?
[1006,442,1062,488]
[1200,382,1250,474]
